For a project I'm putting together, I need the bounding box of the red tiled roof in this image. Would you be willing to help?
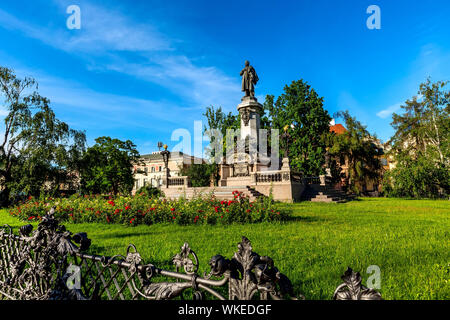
[330,124,347,135]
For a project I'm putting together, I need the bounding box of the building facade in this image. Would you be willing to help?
[132,151,204,193]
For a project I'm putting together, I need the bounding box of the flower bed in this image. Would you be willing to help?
[9,191,290,226]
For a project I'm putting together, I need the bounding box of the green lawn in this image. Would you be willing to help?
[1,198,449,300]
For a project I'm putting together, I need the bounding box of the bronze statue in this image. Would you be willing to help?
[240,60,259,98]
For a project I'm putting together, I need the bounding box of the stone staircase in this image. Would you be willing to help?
[161,186,265,201]
[300,185,355,203]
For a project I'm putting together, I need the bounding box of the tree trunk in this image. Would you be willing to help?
[0,185,11,208]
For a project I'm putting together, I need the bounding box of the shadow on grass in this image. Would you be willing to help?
[285,216,328,223]
[94,232,158,239]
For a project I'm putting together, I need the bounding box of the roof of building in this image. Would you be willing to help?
[330,123,347,135]
[138,151,205,164]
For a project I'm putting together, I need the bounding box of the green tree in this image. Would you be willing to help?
[203,106,240,185]
[328,111,384,194]
[80,136,140,195]
[384,78,449,198]
[180,163,215,187]
[0,67,86,205]
[264,79,331,175]
[382,153,448,198]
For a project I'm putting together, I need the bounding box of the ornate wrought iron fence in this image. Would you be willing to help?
[0,208,382,300]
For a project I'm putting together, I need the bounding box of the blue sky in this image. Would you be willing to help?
[1,0,449,156]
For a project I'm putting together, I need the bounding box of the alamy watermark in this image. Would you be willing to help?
[66,5,81,30]
[170,120,281,169]
[366,265,381,289]
[366,5,381,30]
[65,264,81,290]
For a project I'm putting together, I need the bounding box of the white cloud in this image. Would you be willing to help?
[104,55,240,109]
[0,3,241,112]
[376,103,402,119]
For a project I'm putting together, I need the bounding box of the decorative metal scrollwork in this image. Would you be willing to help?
[333,268,382,300]
[0,209,382,300]
[0,207,92,300]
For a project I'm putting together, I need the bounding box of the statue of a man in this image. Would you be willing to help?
[240,60,259,98]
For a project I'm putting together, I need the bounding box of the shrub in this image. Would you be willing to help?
[136,185,163,198]
[9,191,289,226]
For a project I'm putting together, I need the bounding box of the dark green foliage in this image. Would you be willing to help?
[180,163,215,187]
[80,136,140,195]
[0,67,86,206]
[328,111,384,194]
[136,185,163,198]
[383,154,449,198]
[264,80,331,176]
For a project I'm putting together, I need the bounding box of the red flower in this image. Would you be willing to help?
[108,200,115,206]
[246,209,251,213]
[130,218,135,224]
[125,205,131,210]
[171,208,175,212]
[228,200,233,206]
[214,206,219,213]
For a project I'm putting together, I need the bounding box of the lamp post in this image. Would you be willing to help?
[281,125,291,158]
[160,144,170,188]
[280,125,291,171]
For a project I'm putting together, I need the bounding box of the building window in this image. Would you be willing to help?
[152,167,156,173]
[144,167,148,174]
[159,166,162,172]
[135,179,139,189]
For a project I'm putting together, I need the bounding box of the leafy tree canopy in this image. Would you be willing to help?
[80,136,140,195]
[0,66,86,205]
[264,79,331,175]
[384,78,449,198]
[180,163,215,187]
[327,110,384,194]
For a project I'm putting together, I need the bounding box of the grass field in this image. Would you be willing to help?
[1,198,449,300]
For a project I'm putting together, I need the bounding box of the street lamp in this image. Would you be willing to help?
[281,125,291,158]
[160,144,170,188]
